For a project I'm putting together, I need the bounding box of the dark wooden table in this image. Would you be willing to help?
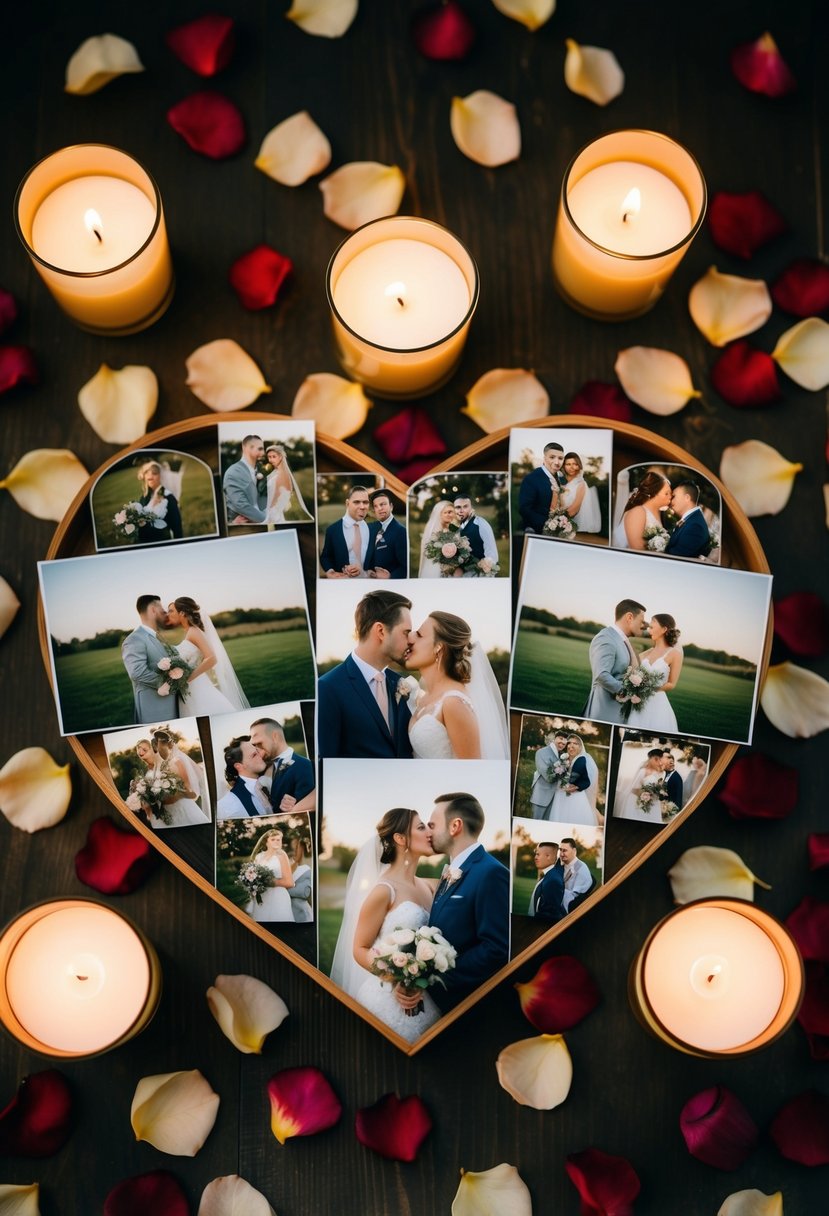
[1,2,827,1211]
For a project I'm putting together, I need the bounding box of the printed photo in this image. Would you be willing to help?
[511,819,604,920]
[316,474,407,580]
[217,812,314,925]
[91,448,220,551]
[611,463,722,563]
[407,470,509,578]
[219,420,315,528]
[510,426,612,544]
[513,713,612,827]
[612,732,711,824]
[208,702,315,820]
[103,718,211,830]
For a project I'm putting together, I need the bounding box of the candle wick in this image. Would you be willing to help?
[706,973,716,983]
[622,211,633,224]
[92,228,103,244]
[396,296,405,308]
[75,975,89,982]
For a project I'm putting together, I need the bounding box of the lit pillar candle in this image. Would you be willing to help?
[0,900,161,1058]
[552,130,706,321]
[629,899,803,1057]
[326,216,479,399]
[15,145,174,335]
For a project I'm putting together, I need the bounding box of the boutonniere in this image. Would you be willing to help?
[395,675,420,703]
[444,866,463,886]
[282,757,294,768]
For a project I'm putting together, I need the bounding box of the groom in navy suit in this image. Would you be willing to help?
[518,442,565,533]
[665,481,710,558]
[367,489,408,579]
[320,485,376,577]
[662,752,684,810]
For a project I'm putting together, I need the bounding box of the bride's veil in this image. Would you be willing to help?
[159,461,184,501]
[467,643,510,759]
[330,836,386,997]
[200,613,250,709]
[419,500,451,576]
[171,744,208,807]
[286,459,311,519]
[612,467,631,531]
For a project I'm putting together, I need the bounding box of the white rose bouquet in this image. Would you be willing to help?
[370,924,457,1017]
[156,653,195,700]
[125,765,187,826]
[542,511,577,540]
[423,528,473,576]
[616,663,665,722]
[643,523,670,552]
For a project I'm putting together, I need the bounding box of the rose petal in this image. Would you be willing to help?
[496,1034,572,1109]
[772,258,829,317]
[292,372,370,438]
[769,1091,829,1165]
[797,961,829,1060]
[569,380,633,422]
[786,896,829,963]
[167,92,246,159]
[185,339,271,411]
[0,747,71,833]
[229,246,293,310]
[718,753,798,822]
[206,974,289,1055]
[396,457,442,483]
[451,1164,533,1216]
[710,342,781,408]
[491,0,556,31]
[564,1147,641,1215]
[689,267,773,347]
[0,289,19,336]
[0,1183,41,1216]
[564,40,625,106]
[198,1175,275,1216]
[761,662,829,738]
[462,368,549,433]
[75,817,157,895]
[374,407,446,464]
[267,1067,341,1145]
[515,956,601,1033]
[103,1171,190,1216]
[131,1071,220,1157]
[77,364,158,445]
[680,1086,759,1170]
[614,346,700,415]
[718,1190,783,1216]
[719,439,801,517]
[708,192,787,260]
[0,576,20,641]
[285,0,358,38]
[450,90,521,167]
[808,834,829,871]
[730,32,796,98]
[319,162,405,230]
[0,1071,73,1157]
[166,15,235,76]
[255,111,331,186]
[773,591,829,657]
[65,34,144,95]
[772,317,829,390]
[0,448,88,521]
[411,1,475,60]
[355,1093,432,1162]
[667,845,769,904]
[0,346,38,395]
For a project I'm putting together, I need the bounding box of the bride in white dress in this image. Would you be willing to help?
[612,471,672,550]
[403,611,509,760]
[629,614,682,733]
[166,597,250,715]
[548,734,600,826]
[330,808,441,1043]
[418,501,460,578]
[264,444,311,525]
[245,827,295,922]
[614,747,667,822]
[147,729,210,828]
[560,453,602,533]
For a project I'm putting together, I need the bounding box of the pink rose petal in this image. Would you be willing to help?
[769,1091,829,1165]
[167,91,246,158]
[786,897,829,963]
[166,14,235,76]
[717,752,798,821]
[730,32,796,98]
[0,1070,73,1157]
[515,956,601,1033]
[374,406,447,465]
[773,591,829,657]
[0,287,18,335]
[0,345,38,395]
[679,1085,758,1170]
[564,1146,641,1215]
[411,0,475,60]
[772,258,829,317]
[570,380,634,422]
[267,1067,341,1144]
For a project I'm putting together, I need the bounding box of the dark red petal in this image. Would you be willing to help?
[0,288,18,335]
[730,32,796,98]
[770,1091,829,1165]
[717,752,798,821]
[0,1070,73,1157]
[411,1,475,61]
[167,92,246,159]
[710,341,781,407]
[374,407,447,464]
[515,956,601,1033]
[229,245,293,310]
[773,591,829,657]
[564,1147,641,1216]
[396,457,443,484]
[355,1093,432,1162]
[786,897,829,963]
[808,833,829,872]
[166,14,235,77]
[74,816,158,895]
[797,962,829,1062]
[772,258,829,317]
[0,345,38,395]
[708,191,787,259]
[104,1170,190,1216]
[570,381,633,423]
[267,1067,342,1143]
[679,1085,758,1170]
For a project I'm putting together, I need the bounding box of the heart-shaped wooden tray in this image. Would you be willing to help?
[39,413,769,1054]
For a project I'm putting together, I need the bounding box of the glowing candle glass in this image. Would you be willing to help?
[15,145,174,335]
[552,130,706,321]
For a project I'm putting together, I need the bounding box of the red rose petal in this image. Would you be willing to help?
[808,833,829,872]
[374,406,447,465]
[708,191,787,259]
[166,14,235,77]
[717,752,798,821]
[396,457,443,484]
[786,897,829,963]
[355,1093,432,1161]
[167,92,246,159]
[75,816,158,895]
[570,381,633,423]
[772,258,829,317]
[770,1090,829,1165]
[411,1,475,61]
[773,591,829,657]
[0,288,18,335]
[798,962,829,1060]
[104,1170,190,1216]
[0,1070,73,1157]
[0,345,38,395]
[730,32,796,98]
[679,1085,758,1170]
[710,340,781,407]
[268,1067,341,1144]
[515,956,601,1033]
[229,245,293,310]
[564,1147,641,1216]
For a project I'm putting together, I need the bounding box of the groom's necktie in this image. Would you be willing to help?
[623,635,639,667]
[349,522,363,568]
[372,672,391,731]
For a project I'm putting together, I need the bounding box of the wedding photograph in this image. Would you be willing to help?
[509,538,772,745]
[218,419,315,529]
[318,758,511,1042]
[611,733,712,825]
[216,811,314,926]
[509,426,613,544]
[90,448,220,551]
[407,470,509,578]
[512,713,613,826]
[102,717,211,831]
[611,462,722,563]
[511,819,604,921]
[316,474,407,580]
[39,532,317,736]
[207,701,314,820]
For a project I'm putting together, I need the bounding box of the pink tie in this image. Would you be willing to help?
[373,672,390,730]
[624,635,639,666]
[351,523,363,568]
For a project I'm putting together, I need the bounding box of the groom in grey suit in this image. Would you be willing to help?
[584,598,647,724]
[121,594,178,723]
[223,434,268,525]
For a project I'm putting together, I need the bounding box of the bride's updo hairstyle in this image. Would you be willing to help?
[150,728,174,753]
[266,444,285,462]
[625,471,669,512]
[173,596,204,629]
[376,807,417,863]
[429,611,473,683]
[652,613,681,646]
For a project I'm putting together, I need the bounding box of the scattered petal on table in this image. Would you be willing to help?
[463,368,549,432]
[103,1171,190,1216]
[772,317,829,390]
[564,1147,641,1215]
[131,1071,220,1157]
[495,1034,572,1109]
[769,1091,829,1165]
[167,92,246,159]
[198,1175,275,1216]
[166,14,235,76]
[374,407,446,464]
[786,897,829,963]
[450,91,520,167]
[718,1190,783,1216]
[0,448,88,521]
[0,747,71,833]
[292,372,371,438]
[614,346,699,415]
[0,1071,73,1157]
[185,339,271,410]
[569,380,633,422]
[206,974,289,1054]
[719,440,801,517]
[761,662,829,738]
[255,112,331,186]
[397,457,444,483]
[286,0,358,39]
[355,1093,432,1161]
[730,32,796,98]
[0,288,18,335]
[491,0,556,31]
[708,192,787,260]
[320,162,405,230]
[412,1,476,60]
[0,1183,40,1216]
[229,246,293,310]
[798,961,829,1059]
[0,577,20,641]
[0,346,38,395]
[667,845,768,904]
[77,364,158,444]
[710,341,780,408]
[688,267,772,347]
[680,1086,759,1170]
[65,34,144,95]
[564,40,624,106]
[451,1163,533,1216]
[808,834,829,871]
[774,591,829,657]
[772,258,829,317]
[718,753,798,822]
[515,956,601,1033]
[75,817,157,895]
[267,1067,342,1144]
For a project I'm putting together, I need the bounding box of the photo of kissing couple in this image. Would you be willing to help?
[208,703,314,822]
[612,463,722,562]
[612,733,711,825]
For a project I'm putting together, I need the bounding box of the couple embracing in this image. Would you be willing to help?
[585,599,683,733]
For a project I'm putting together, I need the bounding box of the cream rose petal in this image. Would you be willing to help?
[65,34,144,95]
[772,317,829,390]
[462,368,549,433]
[319,162,405,230]
[667,846,770,905]
[286,0,358,38]
[496,1033,572,1108]
[451,1164,533,1216]
[719,439,802,517]
[0,1183,41,1216]
[185,339,271,411]
[0,449,88,522]
[198,1175,276,1216]
[207,974,289,1054]
[718,1190,783,1216]
[0,577,21,641]
[255,111,331,186]
[688,267,773,347]
[77,364,158,444]
[292,372,371,438]
[614,346,700,415]
[761,661,829,739]
[131,1070,220,1157]
[491,0,556,31]
[450,91,521,168]
[564,39,625,105]
[0,747,71,833]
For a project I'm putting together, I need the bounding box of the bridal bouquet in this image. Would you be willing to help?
[474,557,500,577]
[547,755,570,787]
[635,779,667,815]
[236,861,275,904]
[423,529,473,577]
[156,654,194,700]
[126,766,186,825]
[542,511,577,540]
[112,501,157,538]
[616,664,665,722]
[370,924,457,1017]
[643,523,670,552]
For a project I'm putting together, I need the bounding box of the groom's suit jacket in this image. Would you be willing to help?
[665,507,709,558]
[223,459,267,524]
[531,862,565,922]
[664,769,683,809]
[319,520,376,574]
[317,655,412,758]
[583,626,633,724]
[267,752,314,811]
[121,625,179,724]
[530,745,560,813]
[369,517,407,579]
[518,466,561,532]
[430,845,510,1011]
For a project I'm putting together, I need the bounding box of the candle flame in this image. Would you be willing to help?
[384,280,407,308]
[84,208,103,243]
[621,188,641,223]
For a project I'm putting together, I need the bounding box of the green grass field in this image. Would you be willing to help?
[92,458,219,548]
